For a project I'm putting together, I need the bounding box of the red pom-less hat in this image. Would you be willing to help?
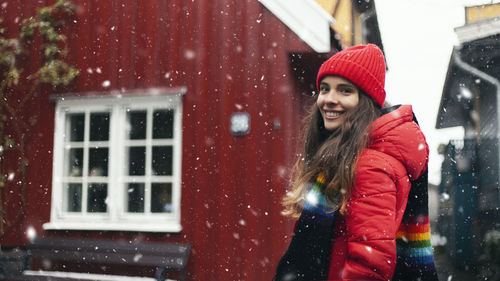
[316,44,386,107]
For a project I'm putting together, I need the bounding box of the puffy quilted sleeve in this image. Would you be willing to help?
[339,150,408,280]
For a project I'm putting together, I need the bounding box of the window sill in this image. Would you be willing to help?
[43,221,182,233]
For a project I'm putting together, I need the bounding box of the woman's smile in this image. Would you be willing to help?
[324,110,344,119]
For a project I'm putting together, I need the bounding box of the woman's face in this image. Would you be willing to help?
[316,76,359,131]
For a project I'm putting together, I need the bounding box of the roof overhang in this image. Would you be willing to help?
[455,16,500,44]
[258,0,335,53]
[437,16,500,130]
[436,45,500,130]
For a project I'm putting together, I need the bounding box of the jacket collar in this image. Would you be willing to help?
[369,105,429,180]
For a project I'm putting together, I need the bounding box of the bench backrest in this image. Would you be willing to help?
[29,237,191,271]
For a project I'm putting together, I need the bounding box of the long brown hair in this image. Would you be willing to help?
[282,91,381,218]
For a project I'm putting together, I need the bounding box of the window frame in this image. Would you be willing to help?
[44,90,184,232]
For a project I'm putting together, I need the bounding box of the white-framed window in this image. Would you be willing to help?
[44,90,184,232]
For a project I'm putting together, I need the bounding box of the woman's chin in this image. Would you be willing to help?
[323,120,341,131]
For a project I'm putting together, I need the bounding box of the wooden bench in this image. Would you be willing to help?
[1,237,191,281]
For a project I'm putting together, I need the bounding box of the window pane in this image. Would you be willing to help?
[127,183,144,213]
[88,183,107,213]
[151,183,172,213]
[128,147,146,176]
[66,183,82,212]
[90,112,110,141]
[152,146,173,176]
[127,110,147,140]
[67,148,83,177]
[89,148,108,177]
[67,113,84,142]
[153,109,174,139]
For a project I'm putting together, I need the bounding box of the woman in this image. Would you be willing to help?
[274,44,438,281]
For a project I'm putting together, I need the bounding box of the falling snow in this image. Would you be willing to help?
[133,254,143,262]
[26,226,36,240]
[184,50,195,60]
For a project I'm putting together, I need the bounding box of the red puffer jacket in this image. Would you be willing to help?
[327,105,429,280]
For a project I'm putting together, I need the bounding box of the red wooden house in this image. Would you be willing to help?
[0,0,383,280]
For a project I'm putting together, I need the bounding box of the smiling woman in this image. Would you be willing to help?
[274,44,438,281]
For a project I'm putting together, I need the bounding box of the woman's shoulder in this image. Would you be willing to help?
[357,148,407,180]
[350,149,406,199]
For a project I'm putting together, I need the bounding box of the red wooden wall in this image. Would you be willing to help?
[0,0,327,280]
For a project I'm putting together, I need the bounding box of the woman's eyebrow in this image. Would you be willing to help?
[337,83,355,88]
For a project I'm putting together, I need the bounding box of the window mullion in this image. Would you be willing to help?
[54,107,65,218]
[108,105,121,221]
[173,104,182,217]
[145,107,153,215]
[82,110,90,215]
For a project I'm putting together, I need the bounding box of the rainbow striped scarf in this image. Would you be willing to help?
[392,170,439,280]
[397,216,434,265]
[303,173,339,216]
[273,174,339,281]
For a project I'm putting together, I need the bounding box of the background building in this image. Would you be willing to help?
[436,2,500,270]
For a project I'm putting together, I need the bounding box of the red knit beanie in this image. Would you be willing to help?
[316,44,386,107]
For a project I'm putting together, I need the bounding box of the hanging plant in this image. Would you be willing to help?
[0,0,79,235]
[20,0,79,87]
